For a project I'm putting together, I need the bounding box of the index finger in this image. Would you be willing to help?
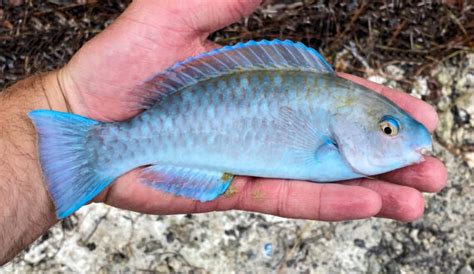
[337,72,438,132]
[102,173,382,221]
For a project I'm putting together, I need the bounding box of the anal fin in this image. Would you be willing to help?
[139,165,234,202]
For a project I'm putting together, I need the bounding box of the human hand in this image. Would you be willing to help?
[53,0,447,222]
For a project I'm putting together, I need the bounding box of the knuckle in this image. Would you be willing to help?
[275,180,290,217]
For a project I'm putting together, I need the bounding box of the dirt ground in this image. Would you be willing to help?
[1,1,473,273]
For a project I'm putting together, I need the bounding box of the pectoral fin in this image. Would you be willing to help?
[276,106,337,163]
[139,165,234,202]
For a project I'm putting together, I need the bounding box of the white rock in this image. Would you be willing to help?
[411,77,429,99]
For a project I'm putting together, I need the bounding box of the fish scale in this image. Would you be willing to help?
[28,40,432,218]
[98,71,332,178]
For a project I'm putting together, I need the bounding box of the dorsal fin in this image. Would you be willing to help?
[133,39,334,109]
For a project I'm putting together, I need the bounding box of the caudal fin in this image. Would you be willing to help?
[28,110,113,219]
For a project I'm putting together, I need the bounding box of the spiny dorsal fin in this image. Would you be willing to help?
[134,39,334,109]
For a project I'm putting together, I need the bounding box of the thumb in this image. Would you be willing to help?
[185,0,262,34]
[129,0,262,35]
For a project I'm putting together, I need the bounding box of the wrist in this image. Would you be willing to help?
[0,70,69,112]
[0,74,58,265]
[37,70,71,113]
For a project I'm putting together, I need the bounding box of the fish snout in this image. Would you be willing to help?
[417,147,432,156]
[412,124,433,159]
[411,143,432,164]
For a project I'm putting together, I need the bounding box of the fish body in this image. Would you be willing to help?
[29,40,432,218]
[99,71,359,182]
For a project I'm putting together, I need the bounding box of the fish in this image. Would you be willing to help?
[28,40,432,219]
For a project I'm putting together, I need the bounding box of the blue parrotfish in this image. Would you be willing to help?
[28,40,432,218]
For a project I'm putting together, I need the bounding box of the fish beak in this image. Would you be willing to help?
[417,147,432,156]
[414,146,432,164]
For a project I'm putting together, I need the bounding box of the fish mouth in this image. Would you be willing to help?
[414,146,432,164]
[417,147,432,156]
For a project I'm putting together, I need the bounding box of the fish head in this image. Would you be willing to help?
[331,92,432,176]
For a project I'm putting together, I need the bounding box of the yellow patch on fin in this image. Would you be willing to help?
[221,172,233,182]
[223,185,238,198]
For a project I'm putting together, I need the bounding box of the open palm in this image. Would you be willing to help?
[58,0,446,221]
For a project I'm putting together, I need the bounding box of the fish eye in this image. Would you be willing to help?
[379,116,400,136]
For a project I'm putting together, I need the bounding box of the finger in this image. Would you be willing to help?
[348,179,425,222]
[220,177,382,221]
[104,172,425,222]
[103,173,383,221]
[337,72,438,132]
[178,0,262,34]
[128,0,262,36]
[377,156,447,193]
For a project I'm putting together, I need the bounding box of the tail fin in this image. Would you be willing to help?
[28,110,113,219]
